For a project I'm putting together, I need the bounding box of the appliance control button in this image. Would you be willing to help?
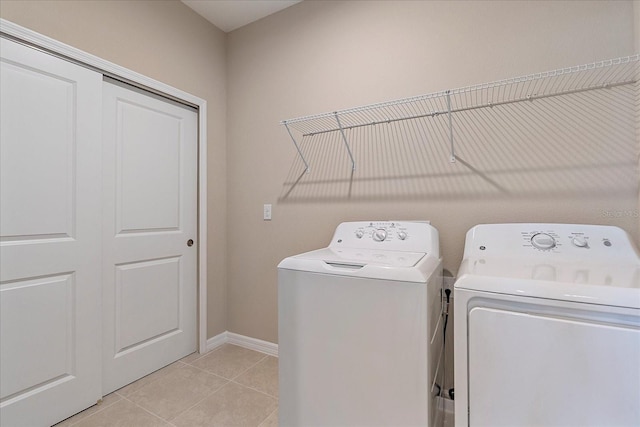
[571,236,588,248]
[373,228,387,242]
[355,230,364,238]
[531,233,556,250]
[397,231,407,240]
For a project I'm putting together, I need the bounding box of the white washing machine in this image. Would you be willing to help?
[454,223,640,427]
[278,221,443,427]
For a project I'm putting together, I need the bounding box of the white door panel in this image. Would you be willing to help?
[102,80,197,394]
[0,38,102,426]
[1,55,75,240]
[116,100,182,232]
[115,257,181,351]
[0,274,74,398]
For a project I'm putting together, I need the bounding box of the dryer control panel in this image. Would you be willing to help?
[329,221,439,255]
[463,223,640,262]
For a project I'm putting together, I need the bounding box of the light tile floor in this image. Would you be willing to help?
[55,345,278,427]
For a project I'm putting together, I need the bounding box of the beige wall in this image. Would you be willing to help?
[227,0,638,343]
[1,0,638,346]
[0,0,229,339]
[636,1,640,54]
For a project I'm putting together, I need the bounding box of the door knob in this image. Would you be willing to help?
[187,239,194,247]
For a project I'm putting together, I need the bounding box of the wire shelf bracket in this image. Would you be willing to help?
[334,112,356,171]
[283,121,309,173]
[446,90,455,163]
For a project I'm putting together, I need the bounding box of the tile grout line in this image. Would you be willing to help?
[229,378,278,400]
[169,349,276,422]
[181,345,223,364]
[58,352,226,426]
[63,348,274,426]
[115,360,190,400]
[258,405,279,427]
[225,349,276,400]
[117,361,229,425]
[187,345,269,383]
[229,352,269,381]
[164,378,231,423]
[118,393,178,426]
[183,344,267,381]
[55,393,123,426]
[161,346,257,422]
[181,360,229,380]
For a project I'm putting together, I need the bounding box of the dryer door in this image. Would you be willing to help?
[468,306,640,426]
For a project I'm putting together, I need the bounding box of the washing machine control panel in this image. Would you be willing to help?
[464,223,639,262]
[351,222,411,243]
[329,221,439,254]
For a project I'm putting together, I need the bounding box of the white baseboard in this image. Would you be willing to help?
[227,332,278,357]
[205,331,278,357]
[206,331,228,352]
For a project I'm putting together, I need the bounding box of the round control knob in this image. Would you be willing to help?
[355,230,364,239]
[397,231,407,240]
[373,228,387,242]
[531,233,556,250]
[571,236,588,248]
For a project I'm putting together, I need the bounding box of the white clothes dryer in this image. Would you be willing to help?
[454,223,640,427]
[278,221,443,427]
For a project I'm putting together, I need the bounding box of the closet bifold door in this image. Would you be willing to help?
[101,79,198,395]
[0,38,103,426]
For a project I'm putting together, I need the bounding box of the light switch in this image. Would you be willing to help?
[263,204,272,220]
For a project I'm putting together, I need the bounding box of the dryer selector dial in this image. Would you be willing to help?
[397,231,407,240]
[571,236,588,248]
[373,228,388,242]
[531,233,556,250]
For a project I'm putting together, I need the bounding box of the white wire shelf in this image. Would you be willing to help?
[281,54,639,171]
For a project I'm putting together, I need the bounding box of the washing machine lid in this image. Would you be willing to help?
[289,247,425,268]
[278,247,439,283]
[455,258,640,309]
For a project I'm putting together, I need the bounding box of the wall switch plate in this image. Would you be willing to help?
[263,204,272,220]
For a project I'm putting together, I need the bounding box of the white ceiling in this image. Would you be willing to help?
[181,0,302,33]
